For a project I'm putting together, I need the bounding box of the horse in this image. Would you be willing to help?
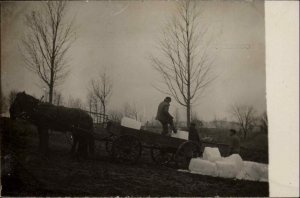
[9,91,95,158]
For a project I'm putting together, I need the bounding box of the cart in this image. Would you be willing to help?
[97,125,202,169]
[23,109,202,169]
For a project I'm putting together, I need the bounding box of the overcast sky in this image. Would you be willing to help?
[1,0,266,122]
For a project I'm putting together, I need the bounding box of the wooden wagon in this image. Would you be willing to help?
[94,124,202,169]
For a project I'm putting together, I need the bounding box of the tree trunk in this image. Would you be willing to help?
[244,129,247,139]
[95,103,98,124]
[103,104,106,123]
[186,11,191,128]
[186,103,191,127]
[49,85,53,104]
[49,68,54,104]
[89,102,92,114]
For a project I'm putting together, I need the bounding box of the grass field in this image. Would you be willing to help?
[1,118,269,197]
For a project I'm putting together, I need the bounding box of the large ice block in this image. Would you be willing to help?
[187,150,268,181]
[222,154,243,173]
[236,161,268,182]
[189,158,218,177]
[202,147,222,162]
[171,130,188,140]
[215,154,243,178]
[215,160,238,178]
[121,117,142,130]
[257,163,268,182]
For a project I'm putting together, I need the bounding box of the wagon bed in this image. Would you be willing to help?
[98,125,202,169]
[113,126,186,149]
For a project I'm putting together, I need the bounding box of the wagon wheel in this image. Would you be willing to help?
[112,135,142,164]
[150,147,174,166]
[174,141,202,169]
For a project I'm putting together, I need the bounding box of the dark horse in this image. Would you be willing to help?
[9,91,95,158]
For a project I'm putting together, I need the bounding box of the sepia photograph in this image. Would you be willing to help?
[0,0,298,197]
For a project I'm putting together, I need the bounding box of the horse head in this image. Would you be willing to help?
[9,91,40,120]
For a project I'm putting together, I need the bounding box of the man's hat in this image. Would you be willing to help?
[164,96,171,101]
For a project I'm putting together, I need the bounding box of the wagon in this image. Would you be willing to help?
[94,124,203,169]
[9,92,203,168]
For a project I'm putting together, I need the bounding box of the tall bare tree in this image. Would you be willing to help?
[230,105,256,139]
[90,70,112,117]
[151,0,216,127]
[21,1,75,104]
[87,91,96,113]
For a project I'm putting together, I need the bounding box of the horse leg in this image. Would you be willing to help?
[88,134,95,156]
[70,131,78,155]
[82,135,89,158]
[79,134,90,159]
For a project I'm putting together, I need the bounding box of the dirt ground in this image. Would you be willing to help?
[1,120,269,197]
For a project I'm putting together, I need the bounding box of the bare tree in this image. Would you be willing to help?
[260,111,268,133]
[86,91,103,123]
[86,91,96,113]
[21,1,75,104]
[0,93,8,114]
[90,70,112,117]
[151,0,216,127]
[0,90,18,114]
[230,105,256,139]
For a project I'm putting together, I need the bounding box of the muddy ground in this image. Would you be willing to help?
[1,119,268,197]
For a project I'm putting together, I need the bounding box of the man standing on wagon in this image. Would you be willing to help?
[156,97,177,136]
